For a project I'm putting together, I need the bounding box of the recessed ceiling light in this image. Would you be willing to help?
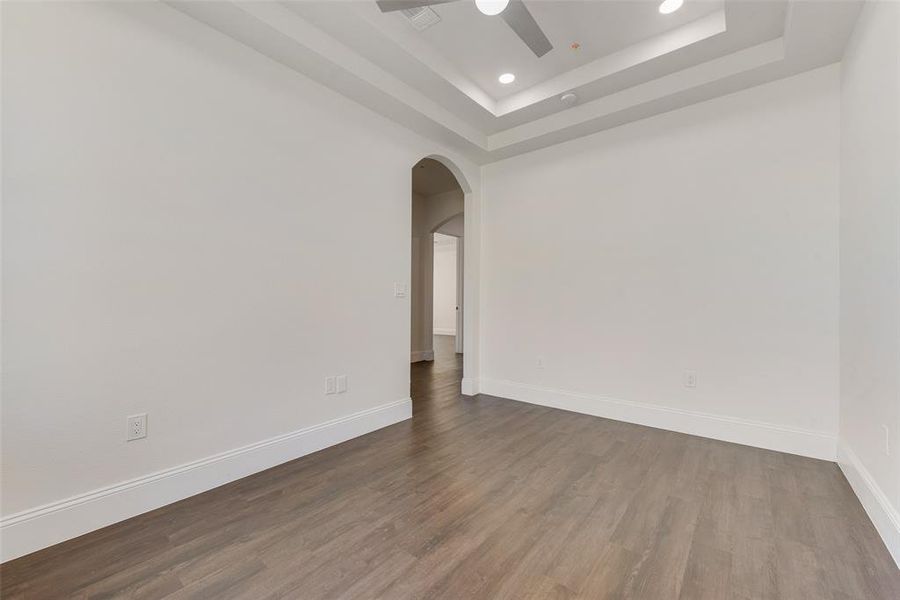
[475,0,509,16]
[659,0,683,14]
[498,73,516,84]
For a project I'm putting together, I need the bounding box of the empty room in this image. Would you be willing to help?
[1,0,899,598]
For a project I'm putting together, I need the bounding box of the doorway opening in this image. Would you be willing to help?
[410,157,465,404]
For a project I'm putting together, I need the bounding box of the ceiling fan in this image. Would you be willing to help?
[375,0,553,58]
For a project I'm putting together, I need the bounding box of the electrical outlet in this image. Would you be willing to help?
[683,370,697,389]
[127,413,147,441]
[336,375,348,393]
[883,424,891,456]
[536,357,544,368]
[325,376,337,395]
[394,283,407,298]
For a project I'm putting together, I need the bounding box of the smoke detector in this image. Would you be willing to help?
[561,92,578,106]
[402,6,441,31]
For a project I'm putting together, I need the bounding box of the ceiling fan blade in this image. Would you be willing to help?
[375,0,458,12]
[500,0,552,57]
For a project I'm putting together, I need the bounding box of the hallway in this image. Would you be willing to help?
[410,335,462,413]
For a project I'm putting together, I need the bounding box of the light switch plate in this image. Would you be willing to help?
[336,375,348,393]
[683,370,697,389]
[325,376,337,395]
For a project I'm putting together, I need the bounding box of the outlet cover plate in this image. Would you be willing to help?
[127,413,147,441]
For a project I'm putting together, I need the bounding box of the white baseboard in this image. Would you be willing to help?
[838,441,900,568]
[479,378,836,461]
[410,350,434,362]
[433,328,456,336]
[0,398,412,563]
[461,377,479,396]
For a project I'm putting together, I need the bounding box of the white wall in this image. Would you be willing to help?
[838,0,900,565]
[6,0,895,568]
[482,65,841,460]
[433,234,457,336]
[0,1,480,560]
[436,214,466,353]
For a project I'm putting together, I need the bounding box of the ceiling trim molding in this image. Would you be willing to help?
[494,10,728,116]
[167,0,862,165]
[488,37,785,151]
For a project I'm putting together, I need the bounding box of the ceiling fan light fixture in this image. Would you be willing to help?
[475,0,509,16]
[658,0,683,14]
[498,72,516,84]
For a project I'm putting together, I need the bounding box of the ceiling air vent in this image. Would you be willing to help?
[402,6,441,32]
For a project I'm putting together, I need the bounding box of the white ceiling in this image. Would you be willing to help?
[434,231,459,245]
[372,0,725,100]
[168,0,864,164]
[436,214,465,237]
[413,158,464,196]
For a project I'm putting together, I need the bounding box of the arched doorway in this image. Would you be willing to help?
[410,156,468,401]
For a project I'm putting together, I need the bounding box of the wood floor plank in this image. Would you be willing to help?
[2,336,898,599]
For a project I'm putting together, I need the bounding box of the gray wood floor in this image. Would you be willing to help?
[2,335,898,599]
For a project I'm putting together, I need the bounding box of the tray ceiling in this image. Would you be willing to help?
[168,0,863,164]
